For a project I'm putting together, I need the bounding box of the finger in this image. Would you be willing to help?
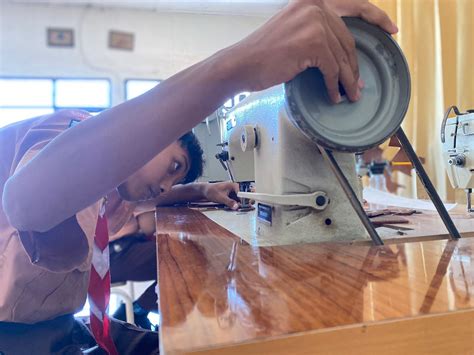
[323,15,359,101]
[317,38,341,103]
[228,189,240,203]
[229,183,241,202]
[327,13,359,86]
[230,182,239,194]
[360,3,398,34]
[222,195,240,210]
[337,52,360,102]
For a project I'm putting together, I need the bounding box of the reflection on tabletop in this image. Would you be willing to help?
[156,208,474,352]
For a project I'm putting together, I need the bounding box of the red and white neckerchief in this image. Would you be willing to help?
[87,198,118,355]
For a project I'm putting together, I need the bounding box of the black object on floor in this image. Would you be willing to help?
[113,302,153,331]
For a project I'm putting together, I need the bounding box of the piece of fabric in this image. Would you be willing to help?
[0,110,138,324]
[0,110,101,323]
[88,203,118,355]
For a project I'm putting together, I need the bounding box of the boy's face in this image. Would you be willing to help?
[117,141,190,202]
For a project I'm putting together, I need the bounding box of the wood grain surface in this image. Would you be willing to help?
[156,207,474,354]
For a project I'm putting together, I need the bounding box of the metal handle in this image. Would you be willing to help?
[441,105,462,143]
[238,191,329,210]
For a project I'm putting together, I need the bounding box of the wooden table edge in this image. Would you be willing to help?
[181,308,474,355]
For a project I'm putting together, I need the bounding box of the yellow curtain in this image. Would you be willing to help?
[371,0,474,202]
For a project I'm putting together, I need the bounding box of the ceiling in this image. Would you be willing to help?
[8,0,288,16]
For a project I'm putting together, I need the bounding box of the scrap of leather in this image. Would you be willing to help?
[366,208,419,218]
[370,215,409,226]
[366,208,419,227]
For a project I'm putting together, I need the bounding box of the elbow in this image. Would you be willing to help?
[3,177,41,232]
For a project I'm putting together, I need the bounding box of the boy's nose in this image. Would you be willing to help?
[160,181,172,194]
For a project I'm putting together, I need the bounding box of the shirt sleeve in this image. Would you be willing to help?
[7,110,99,273]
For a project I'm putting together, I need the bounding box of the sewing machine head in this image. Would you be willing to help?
[217,18,411,246]
[441,107,474,212]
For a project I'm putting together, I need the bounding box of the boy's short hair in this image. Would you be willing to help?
[178,131,204,184]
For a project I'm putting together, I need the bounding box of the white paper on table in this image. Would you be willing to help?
[363,187,457,211]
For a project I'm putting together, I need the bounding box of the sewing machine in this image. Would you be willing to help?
[219,86,371,244]
[441,106,474,212]
[216,18,460,247]
[156,18,472,355]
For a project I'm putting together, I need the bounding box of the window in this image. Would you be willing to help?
[0,78,54,129]
[0,77,111,129]
[55,79,110,109]
[125,79,160,101]
[0,79,53,107]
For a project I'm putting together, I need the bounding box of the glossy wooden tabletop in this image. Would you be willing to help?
[156,207,474,354]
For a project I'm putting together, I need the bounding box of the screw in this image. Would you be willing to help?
[316,195,327,207]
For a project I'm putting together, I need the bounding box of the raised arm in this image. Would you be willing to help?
[3,0,396,232]
[3,54,241,232]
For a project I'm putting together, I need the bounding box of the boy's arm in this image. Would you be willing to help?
[3,1,396,232]
[3,54,242,232]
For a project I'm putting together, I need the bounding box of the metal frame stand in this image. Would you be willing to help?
[319,146,384,246]
[395,128,461,239]
[319,127,461,246]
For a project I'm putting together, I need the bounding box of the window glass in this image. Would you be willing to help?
[55,79,110,108]
[125,80,160,100]
[0,79,53,107]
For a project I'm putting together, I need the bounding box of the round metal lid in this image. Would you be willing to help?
[284,17,411,152]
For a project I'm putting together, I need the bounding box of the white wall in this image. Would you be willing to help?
[0,1,267,180]
[0,1,266,104]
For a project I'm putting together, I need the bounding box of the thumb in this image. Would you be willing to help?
[361,3,398,34]
[222,195,240,210]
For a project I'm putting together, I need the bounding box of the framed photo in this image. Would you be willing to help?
[47,28,74,47]
[108,30,134,51]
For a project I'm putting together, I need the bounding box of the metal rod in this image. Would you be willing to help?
[319,146,384,246]
[467,189,473,213]
[395,128,461,239]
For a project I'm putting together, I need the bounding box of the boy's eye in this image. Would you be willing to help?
[173,162,181,172]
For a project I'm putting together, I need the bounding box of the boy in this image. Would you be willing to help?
[1,1,397,353]
[0,109,239,354]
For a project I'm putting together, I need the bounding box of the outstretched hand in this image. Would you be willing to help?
[202,182,241,210]
[230,0,397,103]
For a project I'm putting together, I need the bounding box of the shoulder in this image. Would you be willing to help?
[2,110,93,175]
[31,109,92,129]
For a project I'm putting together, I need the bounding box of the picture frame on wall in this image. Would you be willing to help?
[47,28,74,47]
[108,30,134,51]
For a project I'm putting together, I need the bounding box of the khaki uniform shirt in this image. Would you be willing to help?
[0,110,135,324]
